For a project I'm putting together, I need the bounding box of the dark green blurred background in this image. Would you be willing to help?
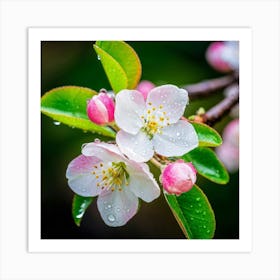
[41,41,239,239]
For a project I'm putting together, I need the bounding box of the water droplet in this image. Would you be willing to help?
[126,208,130,213]
[190,205,193,208]
[94,138,101,143]
[203,225,207,229]
[107,204,112,209]
[190,217,194,221]
[81,188,86,192]
[206,230,210,233]
[196,197,201,201]
[195,210,201,214]
[97,55,101,60]
[116,208,120,212]
[176,132,180,136]
[53,121,61,126]
[107,214,115,223]
[198,203,202,207]
[202,211,206,216]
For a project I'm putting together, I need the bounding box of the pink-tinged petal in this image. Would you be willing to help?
[66,154,100,179]
[116,130,154,162]
[97,93,115,122]
[126,161,160,202]
[153,120,198,157]
[97,188,138,227]
[137,80,155,100]
[115,90,146,134]
[82,142,123,163]
[66,155,103,197]
[146,85,189,124]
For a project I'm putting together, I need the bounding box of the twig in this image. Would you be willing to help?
[185,72,238,100]
[202,85,239,126]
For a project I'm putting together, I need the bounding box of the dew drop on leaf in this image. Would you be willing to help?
[53,121,61,126]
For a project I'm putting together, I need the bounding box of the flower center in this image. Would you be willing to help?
[141,102,170,139]
[92,161,129,192]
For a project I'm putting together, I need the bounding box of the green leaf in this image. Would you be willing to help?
[41,86,115,138]
[72,194,94,226]
[164,185,216,239]
[94,41,142,93]
[190,121,222,147]
[182,147,229,184]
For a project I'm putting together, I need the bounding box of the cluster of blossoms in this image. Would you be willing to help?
[66,84,199,226]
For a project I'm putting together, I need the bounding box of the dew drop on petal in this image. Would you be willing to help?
[107,214,116,223]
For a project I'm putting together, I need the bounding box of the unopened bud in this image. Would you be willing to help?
[206,41,239,72]
[87,93,115,125]
[161,160,197,195]
[137,80,155,100]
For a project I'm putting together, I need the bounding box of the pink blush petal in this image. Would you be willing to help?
[66,155,101,179]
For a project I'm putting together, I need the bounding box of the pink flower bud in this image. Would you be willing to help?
[206,41,239,73]
[136,80,155,100]
[161,160,197,195]
[87,93,115,125]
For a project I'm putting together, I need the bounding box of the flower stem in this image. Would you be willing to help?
[184,72,238,100]
[150,157,164,170]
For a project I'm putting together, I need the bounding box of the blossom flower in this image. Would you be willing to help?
[114,84,199,162]
[206,41,239,73]
[161,160,197,195]
[87,92,115,125]
[216,119,239,173]
[66,142,160,227]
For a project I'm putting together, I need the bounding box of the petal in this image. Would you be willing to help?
[115,90,146,134]
[116,130,154,162]
[66,155,103,197]
[146,85,189,124]
[97,188,138,227]
[153,120,198,157]
[126,162,160,202]
[82,142,123,163]
[66,154,100,179]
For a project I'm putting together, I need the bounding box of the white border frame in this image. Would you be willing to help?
[1,1,279,279]
[28,27,252,253]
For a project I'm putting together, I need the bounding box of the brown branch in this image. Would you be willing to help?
[202,85,239,126]
[185,72,238,100]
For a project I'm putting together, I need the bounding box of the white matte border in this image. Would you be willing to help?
[28,27,252,253]
[1,1,279,280]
